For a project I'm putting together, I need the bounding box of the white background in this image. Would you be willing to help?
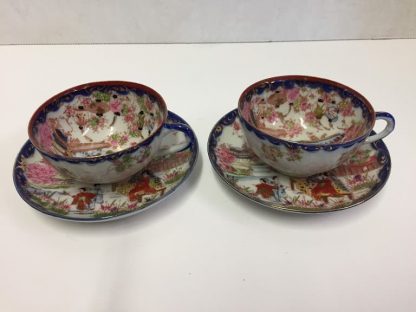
[1,40,416,311]
[1,0,415,44]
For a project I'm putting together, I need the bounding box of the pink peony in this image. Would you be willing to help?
[81,98,92,106]
[124,113,134,122]
[37,122,53,150]
[26,161,59,185]
[216,144,236,164]
[110,99,121,112]
[300,101,312,112]
[287,88,300,101]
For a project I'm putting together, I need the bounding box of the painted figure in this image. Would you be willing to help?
[254,178,275,199]
[310,177,352,203]
[71,188,96,211]
[128,173,166,203]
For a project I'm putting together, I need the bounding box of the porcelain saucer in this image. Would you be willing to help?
[208,109,391,213]
[14,112,198,222]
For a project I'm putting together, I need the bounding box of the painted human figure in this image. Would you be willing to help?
[270,176,286,201]
[325,101,339,125]
[128,174,166,203]
[93,184,104,207]
[254,178,275,199]
[310,177,352,203]
[71,188,96,211]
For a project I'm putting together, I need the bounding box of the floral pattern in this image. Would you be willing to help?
[209,112,391,213]
[35,90,164,158]
[15,114,198,221]
[242,83,369,144]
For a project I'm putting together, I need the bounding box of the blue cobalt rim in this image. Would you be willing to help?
[14,111,199,222]
[28,81,168,163]
[237,75,377,151]
[207,109,392,213]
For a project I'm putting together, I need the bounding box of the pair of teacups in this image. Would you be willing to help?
[28,76,395,184]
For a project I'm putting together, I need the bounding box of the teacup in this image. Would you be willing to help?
[238,75,395,177]
[28,81,192,184]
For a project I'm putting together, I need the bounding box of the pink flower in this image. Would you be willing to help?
[341,102,355,117]
[287,88,300,101]
[109,99,121,112]
[100,203,117,212]
[58,202,71,211]
[37,122,53,150]
[233,121,241,131]
[124,113,134,122]
[64,106,76,117]
[26,161,59,185]
[286,122,303,138]
[128,203,136,209]
[215,144,236,164]
[81,98,92,106]
[300,101,311,112]
[120,135,129,145]
[322,92,332,103]
[266,111,280,123]
[305,111,317,124]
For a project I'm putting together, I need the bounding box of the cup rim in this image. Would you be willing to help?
[28,80,168,163]
[237,75,376,149]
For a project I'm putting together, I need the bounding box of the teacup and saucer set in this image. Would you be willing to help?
[13,76,395,220]
[13,81,198,222]
[208,76,395,213]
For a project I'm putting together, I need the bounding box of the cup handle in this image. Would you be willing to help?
[364,112,395,144]
[157,122,194,155]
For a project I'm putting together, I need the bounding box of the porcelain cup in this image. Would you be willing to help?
[238,75,395,177]
[28,81,191,184]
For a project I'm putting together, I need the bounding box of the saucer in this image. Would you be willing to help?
[14,111,198,222]
[208,109,391,213]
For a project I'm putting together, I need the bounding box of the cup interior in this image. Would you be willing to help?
[239,77,375,144]
[29,82,166,158]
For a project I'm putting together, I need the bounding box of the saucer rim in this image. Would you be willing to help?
[207,109,391,214]
[13,111,199,222]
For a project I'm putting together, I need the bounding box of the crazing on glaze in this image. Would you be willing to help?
[209,111,391,213]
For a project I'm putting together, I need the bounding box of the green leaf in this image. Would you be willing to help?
[94,92,111,102]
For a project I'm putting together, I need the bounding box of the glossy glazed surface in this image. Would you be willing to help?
[14,112,198,222]
[239,76,373,144]
[30,83,165,158]
[208,110,391,213]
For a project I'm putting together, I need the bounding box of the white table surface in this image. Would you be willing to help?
[1,40,415,312]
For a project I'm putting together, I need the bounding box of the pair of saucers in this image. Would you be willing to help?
[13,108,392,221]
[13,77,393,221]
